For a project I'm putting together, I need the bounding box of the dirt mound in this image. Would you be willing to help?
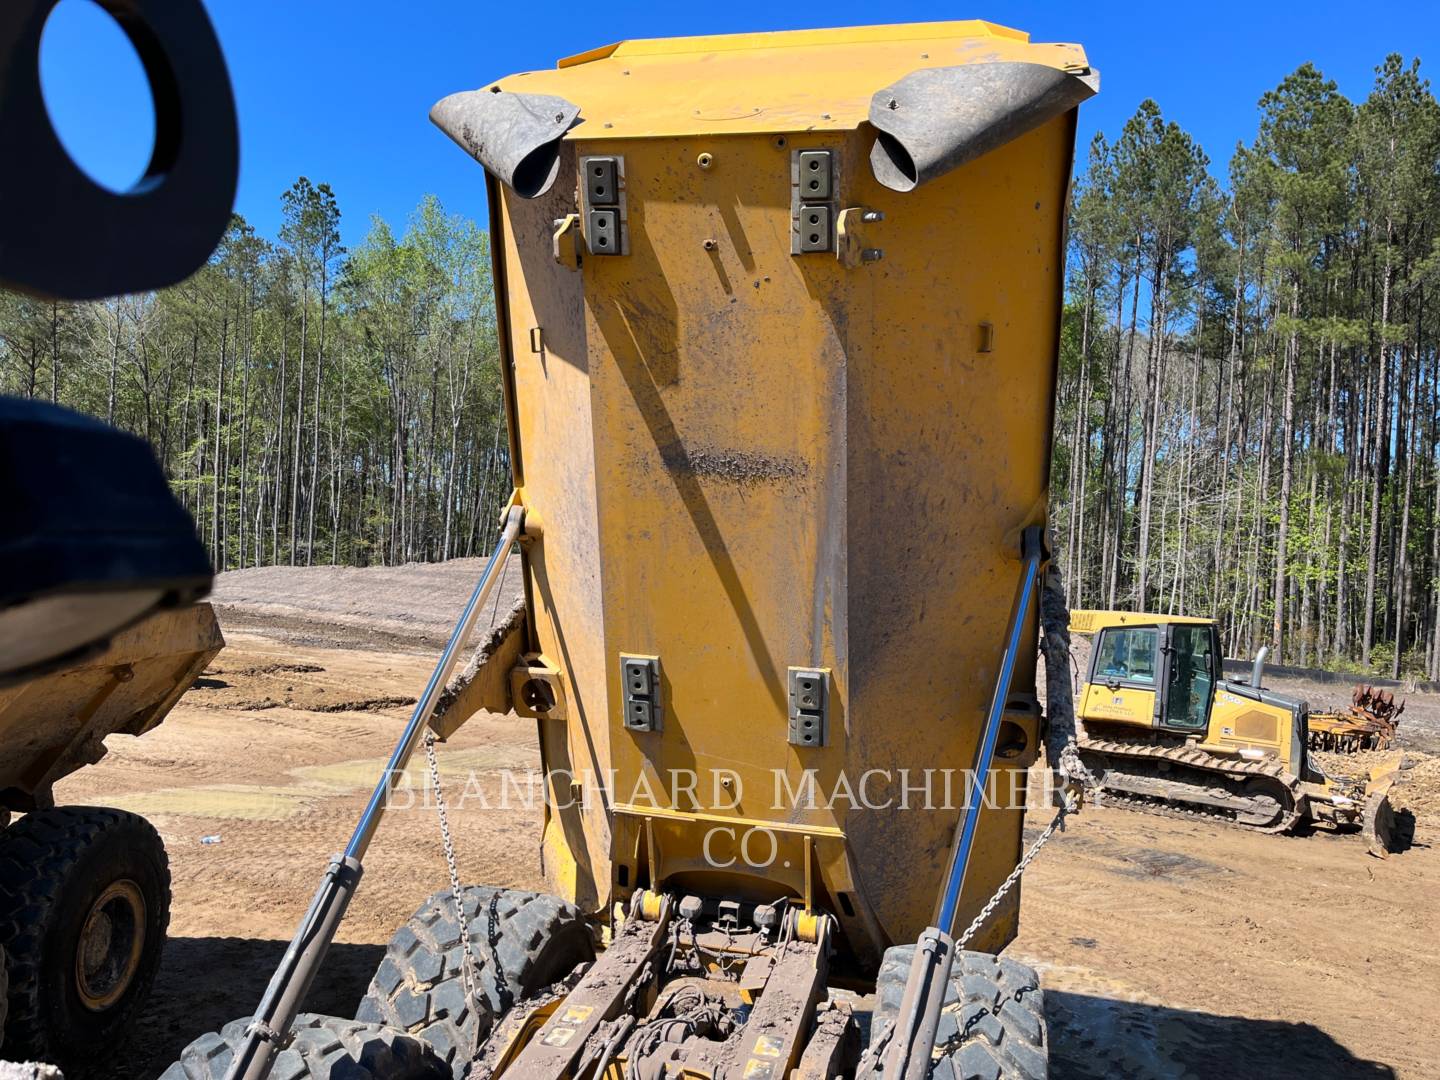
[195,690,417,713]
[1310,747,1404,778]
[1311,747,1438,835]
[211,555,524,650]
[1392,753,1440,819]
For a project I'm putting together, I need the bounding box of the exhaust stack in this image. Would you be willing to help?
[1252,646,1270,689]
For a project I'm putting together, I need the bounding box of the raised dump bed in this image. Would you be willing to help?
[0,604,223,1071]
[169,20,1097,1080]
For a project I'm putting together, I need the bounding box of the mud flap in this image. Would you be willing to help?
[430,90,580,198]
[867,62,1098,192]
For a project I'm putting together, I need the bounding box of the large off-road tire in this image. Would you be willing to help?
[871,945,1048,1080]
[161,1013,449,1080]
[356,886,593,1076]
[0,807,170,1069]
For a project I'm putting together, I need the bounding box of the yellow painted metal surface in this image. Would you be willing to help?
[1069,609,1215,635]
[1078,682,1156,729]
[1204,688,1297,770]
[486,22,1084,968]
[558,22,1028,68]
[0,603,224,809]
[490,23,1089,140]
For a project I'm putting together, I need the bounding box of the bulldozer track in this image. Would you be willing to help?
[1078,737,1304,835]
[1092,789,1307,837]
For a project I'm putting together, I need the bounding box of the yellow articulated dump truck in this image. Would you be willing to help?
[1069,610,1402,853]
[0,605,223,1072]
[167,21,1099,1080]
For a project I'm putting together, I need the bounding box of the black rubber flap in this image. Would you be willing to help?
[431,89,581,198]
[0,397,212,678]
[869,62,1098,192]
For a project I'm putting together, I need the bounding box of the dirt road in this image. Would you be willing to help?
[50,566,1440,1079]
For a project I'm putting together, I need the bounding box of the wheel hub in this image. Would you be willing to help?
[75,879,146,1011]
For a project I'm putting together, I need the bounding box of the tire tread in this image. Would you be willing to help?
[356,886,593,1077]
[160,1014,449,1080]
[870,945,1047,1080]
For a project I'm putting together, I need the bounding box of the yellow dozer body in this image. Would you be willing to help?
[1070,610,1401,850]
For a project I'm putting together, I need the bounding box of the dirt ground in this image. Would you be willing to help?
[49,565,1440,1080]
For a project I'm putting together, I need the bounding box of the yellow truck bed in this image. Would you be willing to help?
[0,603,223,815]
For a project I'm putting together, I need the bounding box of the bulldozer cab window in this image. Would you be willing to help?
[1163,624,1214,730]
[1093,627,1158,685]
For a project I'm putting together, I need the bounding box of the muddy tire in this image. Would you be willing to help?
[356,886,594,1076]
[161,1013,449,1080]
[871,946,1048,1080]
[0,807,170,1070]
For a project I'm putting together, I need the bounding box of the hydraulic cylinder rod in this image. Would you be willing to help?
[883,525,1046,1080]
[933,524,1046,933]
[223,505,525,1080]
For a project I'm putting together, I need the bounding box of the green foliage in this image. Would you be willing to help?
[0,186,509,570]
[1054,52,1440,673]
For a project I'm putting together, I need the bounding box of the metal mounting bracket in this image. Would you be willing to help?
[788,667,830,747]
[580,155,628,256]
[621,654,662,732]
[791,148,838,255]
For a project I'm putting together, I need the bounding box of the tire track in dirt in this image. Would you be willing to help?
[43,573,1440,1079]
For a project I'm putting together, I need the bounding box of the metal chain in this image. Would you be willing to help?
[955,789,1076,949]
[486,889,514,1013]
[857,813,1064,1078]
[932,978,1039,1061]
[421,545,517,1071]
[422,731,488,1056]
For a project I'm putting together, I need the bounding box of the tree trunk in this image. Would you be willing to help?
[1363,235,1394,667]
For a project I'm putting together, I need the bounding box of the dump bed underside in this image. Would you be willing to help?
[0,602,223,811]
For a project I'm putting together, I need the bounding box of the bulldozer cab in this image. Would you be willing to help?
[1075,611,1309,774]
[1163,624,1217,731]
[1081,614,1220,735]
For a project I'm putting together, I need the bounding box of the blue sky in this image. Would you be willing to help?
[39,0,1440,250]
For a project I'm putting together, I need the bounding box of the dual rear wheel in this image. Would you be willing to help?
[165,887,1051,1080]
[871,945,1049,1079]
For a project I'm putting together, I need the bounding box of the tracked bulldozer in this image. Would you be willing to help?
[165,20,1100,1080]
[1069,610,1402,854]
